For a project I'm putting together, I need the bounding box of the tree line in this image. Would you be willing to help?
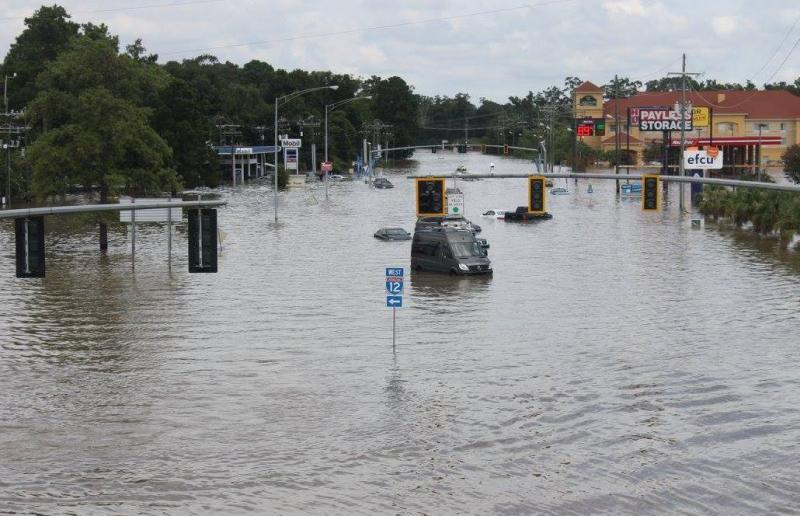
[2,5,799,204]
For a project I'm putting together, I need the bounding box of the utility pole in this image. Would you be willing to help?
[668,54,701,212]
[615,74,620,193]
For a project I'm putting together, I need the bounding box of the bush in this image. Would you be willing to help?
[277,165,289,190]
[783,144,800,184]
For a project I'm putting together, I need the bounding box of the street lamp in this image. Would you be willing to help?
[273,84,338,222]
[4,72,17,207]
[324,95,371,200]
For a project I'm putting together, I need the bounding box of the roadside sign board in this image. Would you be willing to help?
[692,107,710,127]
[683,147,723,169]
[447,191,464,215]
[281,138,302,148]
[386,296,403,308]
[285,148,298,171]
[385,268,403,308]
[119,197,182,223]
[321,161,333,172]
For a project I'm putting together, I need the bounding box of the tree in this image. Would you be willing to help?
[368,76,418,158]
[783,144,800,184]
[26,87,178,199]
[603,76,642,100]
[1,5,79,108]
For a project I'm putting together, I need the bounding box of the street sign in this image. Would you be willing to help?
[447,191,464,215]
[321,161,333,172]
[281,138,302,148]
[285,148,298,171]
[386,296,403,308]
[386,280,403,294]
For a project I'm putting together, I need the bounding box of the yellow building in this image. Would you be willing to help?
[573,81,800,172]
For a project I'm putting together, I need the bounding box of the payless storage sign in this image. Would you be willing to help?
[638,107,692,131]
[683,147,723,169]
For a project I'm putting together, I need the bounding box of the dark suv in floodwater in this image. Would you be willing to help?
[414,215,481,234]
[411,228,492,275]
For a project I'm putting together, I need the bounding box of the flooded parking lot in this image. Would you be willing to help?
[1,151,799,514]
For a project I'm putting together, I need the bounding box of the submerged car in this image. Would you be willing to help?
[482,209,506,219]
[411,228,492,275]
[374,227,411,240]
[373,177,394,189]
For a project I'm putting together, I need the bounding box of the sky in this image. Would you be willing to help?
[1,0,799,102]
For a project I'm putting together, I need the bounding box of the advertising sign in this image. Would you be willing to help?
[575,117,606,137]
[638,107,692,131]
[692,107,710,127]
[281,138,302,148]
[285,148,298,171]
[321,161,333,172]
[683,147,723,169]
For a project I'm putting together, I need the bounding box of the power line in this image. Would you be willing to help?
[0,0,225,21]
[160,0,580,56]
[749,11,800,81]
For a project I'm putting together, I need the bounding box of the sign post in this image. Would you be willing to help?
[321,161,333,200]
[385,267,404,352]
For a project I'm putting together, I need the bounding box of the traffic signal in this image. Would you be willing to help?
[15,216,46,278]
[416,178,447,216]
[503,144,509,155]
[642,174,660,211]
[188,208,218,273]
[528,176,547,214]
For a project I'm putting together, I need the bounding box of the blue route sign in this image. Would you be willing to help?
[386,280,404,294]
[386,295,403,308]
[385,267,404,277]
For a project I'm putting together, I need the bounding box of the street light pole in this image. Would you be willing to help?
[324,95,371,200]
[4,73,16,207]
[273,85,338,223]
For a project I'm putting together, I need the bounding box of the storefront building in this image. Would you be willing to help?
[573,81,800,172]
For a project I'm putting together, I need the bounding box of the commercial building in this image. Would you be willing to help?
[572,81,800,172]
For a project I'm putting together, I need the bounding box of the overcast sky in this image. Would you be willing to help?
[2,0,799,102]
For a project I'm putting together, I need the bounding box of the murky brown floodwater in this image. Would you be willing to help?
[1,151,799,514]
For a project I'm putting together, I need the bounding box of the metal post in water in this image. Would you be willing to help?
[131,197,136,271]
[392,307,396,353]
[197,194,203,269]
[167,197,172,271]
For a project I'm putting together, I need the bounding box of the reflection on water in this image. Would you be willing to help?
[1,151,799,514]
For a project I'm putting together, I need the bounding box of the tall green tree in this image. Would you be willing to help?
[783,144,800,184]
[1,5,79,109]
[368,76,418,158]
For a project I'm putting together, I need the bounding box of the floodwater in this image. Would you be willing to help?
[1,151,799,515]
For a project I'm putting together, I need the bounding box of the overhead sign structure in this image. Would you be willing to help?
[683,147,723,169]
[637,107,692,132]
[447,191,465,215]
[416,178,447,216]
[528,176,547,214]
[642,175,660,211]
[281,138,302,148]
[575,117,606,137]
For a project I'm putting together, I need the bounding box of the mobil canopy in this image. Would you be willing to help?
[639,108,692,131]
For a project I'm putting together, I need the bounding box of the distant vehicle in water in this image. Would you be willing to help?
[415,215,481,234]
[373,177,394,189]
[550,187,570,195]
[503,206,553,222]
[328,174,345,181]
[545,179,554,187]
[411,228,492,275]
[456,165,467,172]
[476,237,490,249]
[374,227,411,240]
[482,209,506,219]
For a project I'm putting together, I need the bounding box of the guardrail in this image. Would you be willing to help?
[0,199,226,219]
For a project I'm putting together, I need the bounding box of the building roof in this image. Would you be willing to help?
[601,132,642,145]
[574,81,603,93]
[604,89,800,120]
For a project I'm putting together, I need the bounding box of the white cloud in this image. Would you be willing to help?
[712,16,738,36]
[0,1,795,101]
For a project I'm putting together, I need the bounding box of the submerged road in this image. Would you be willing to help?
[0,151,799,514]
